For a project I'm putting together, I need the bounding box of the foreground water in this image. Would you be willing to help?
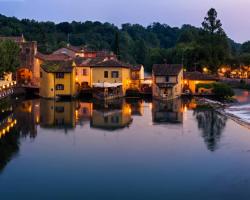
[1,97,250,199]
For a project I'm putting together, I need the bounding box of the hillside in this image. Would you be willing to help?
[0,13,244,72]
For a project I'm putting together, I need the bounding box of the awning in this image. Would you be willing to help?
[92,82,122,88]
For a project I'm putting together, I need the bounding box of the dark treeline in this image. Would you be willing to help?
[0,9,249,72]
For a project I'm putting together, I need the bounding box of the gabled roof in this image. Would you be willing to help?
[91,58,131,68]
[153,64,183,76]
[184,71,219,81]
[66,45,86,53]
[41,60,74,73]
[36,52,72,61]
[74,57,106,67]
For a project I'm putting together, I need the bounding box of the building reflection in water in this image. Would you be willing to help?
[90,99,133,131]
[75,101,93,126]
[14,99,40,138]
[152,98,183,124]
[193,106,227,151]
[126,99,144,116]
[40,99,76,130]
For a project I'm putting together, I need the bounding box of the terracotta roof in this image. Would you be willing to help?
[36,52,72,61]
[184,72,219,81]
[74,57,106,67]
[41,60,74,73]
[153,64,183,76]
[91,59,131,68]
[66,45,86,53]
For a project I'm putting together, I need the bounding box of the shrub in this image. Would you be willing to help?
[196,83,213,89]
[212,83,234,98]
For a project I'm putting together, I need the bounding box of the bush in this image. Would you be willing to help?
[196,83,213,89]
[212,83,234,98]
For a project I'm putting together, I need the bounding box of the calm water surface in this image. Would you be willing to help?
[1,96,250,200]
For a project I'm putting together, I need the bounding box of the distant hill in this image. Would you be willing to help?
[0,14,245,71]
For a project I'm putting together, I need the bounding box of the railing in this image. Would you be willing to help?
[0,81,16,100]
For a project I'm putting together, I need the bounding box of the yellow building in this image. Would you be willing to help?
[91,59,131,100]
[130,65,144,90]
[183,72,218,94]
[152,64,183,100]
[39,60,77,98]
[74,57,94,89]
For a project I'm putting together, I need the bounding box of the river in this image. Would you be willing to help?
[0,96,250,199]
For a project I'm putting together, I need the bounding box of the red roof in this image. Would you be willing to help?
[36,52,72,61]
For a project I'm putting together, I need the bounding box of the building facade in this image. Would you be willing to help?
[39,61,77,98]
[152,64,183,100]
[183,72,219,94]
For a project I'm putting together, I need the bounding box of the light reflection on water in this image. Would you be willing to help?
[0,97,250,199]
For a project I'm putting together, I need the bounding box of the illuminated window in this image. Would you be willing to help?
[56,84,64,90]
[56,73,64,79]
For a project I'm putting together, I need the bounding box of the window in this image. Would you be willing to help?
[111,71,119,78]
[55,106,64,113]
[104,71,108,78]
[165,76,169,82]
[111,116,119,123]
[83,69,88,76]
[56,73,64,79]
[56,84,64,90]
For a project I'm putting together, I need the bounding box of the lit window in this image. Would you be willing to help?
[56,84,64,90]
[56,73,64,79]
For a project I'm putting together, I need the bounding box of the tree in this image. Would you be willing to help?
[202,8,224,35]
[114,31,120,59]
[212,83,234,98]
[201,8,230,73]
[0,40,20,76]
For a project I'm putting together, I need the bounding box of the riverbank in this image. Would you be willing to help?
[198,89,250,130]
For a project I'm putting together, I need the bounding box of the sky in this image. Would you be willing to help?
[0,0,249,43]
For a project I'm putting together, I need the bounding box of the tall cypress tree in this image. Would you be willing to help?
[114,31,120,59]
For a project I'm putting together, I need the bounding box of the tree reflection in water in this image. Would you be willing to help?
[193,107,227,151]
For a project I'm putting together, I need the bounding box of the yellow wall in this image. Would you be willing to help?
[75,66,92,87]
[183,79,216,94]
[40,67,77,98]
[91,67,131,95]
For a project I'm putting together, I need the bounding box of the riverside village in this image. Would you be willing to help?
[1,6,250,199]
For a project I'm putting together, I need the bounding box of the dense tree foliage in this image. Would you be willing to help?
[0,9,247,72]
[0,40,20,76]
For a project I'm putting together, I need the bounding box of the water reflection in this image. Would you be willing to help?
[0,97,231,173]
[90,100,133,131]
[193,107,227,151]
[152,98,183,124]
